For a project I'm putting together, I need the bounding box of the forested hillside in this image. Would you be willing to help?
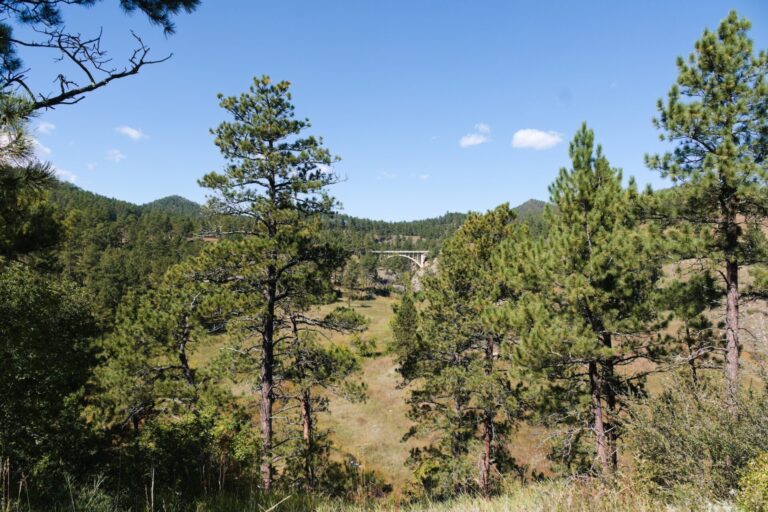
[48,183,203,323]
[44,181,545,323]
[325,199,546,252]
[142,194,203,217]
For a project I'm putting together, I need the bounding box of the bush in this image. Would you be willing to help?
[625,374,768,500]
[739,452,768,512]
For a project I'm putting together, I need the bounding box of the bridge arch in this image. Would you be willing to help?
[370,250,429,269]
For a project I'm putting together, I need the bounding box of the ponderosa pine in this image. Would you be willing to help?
[396,205,522,497]
[199,76,347,491]
[498,125,664,474]
[646,11,768,414]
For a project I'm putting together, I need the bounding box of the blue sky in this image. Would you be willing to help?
[23,0,768,220]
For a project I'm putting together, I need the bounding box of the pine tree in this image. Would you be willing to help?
[390,293,418,358]
[284,316,367,491]
[646,11,768,414]
[499,125,664,474]
[0,96,60,264]
[199,76,345,490]
[92,260,221,432]
[395,205,522,497]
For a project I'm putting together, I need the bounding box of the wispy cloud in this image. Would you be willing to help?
[511,129,562,150]
[418,174,430,181]
[36,121,56,135]
[106,149,126,163]
[53,166,77,182]
[86,162,97,171]
[459,123,491,148]
[116,126,147,141]
[33,138,52,158]
[376,171,398,181]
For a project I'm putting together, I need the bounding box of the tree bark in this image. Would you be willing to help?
[589,361,609,474]
[684,323,699,387]
[301,389,314,490]
[602,334,617,472]
[725,258,740,416]
[178,312,195,387]
[480,336,494,497]
[260,269,277,491]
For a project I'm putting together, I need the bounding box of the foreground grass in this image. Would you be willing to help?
[177,479,733,511]
[316,479,733,512]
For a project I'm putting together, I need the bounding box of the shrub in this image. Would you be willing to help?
[625,373,768,500]
[739,452,768,512]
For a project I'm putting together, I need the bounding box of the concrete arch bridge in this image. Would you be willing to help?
[370,250,429,269]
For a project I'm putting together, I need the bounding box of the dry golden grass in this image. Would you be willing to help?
[189,271,768,495]
[318,295,418,490]
[316,477,730,512]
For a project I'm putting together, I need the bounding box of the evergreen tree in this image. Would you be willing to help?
[0,263,97,499]
[646,11,768,414]
[390,292,418,357]
[0,96,60,264]
[395,205,522,497]
[283,314,367,491]
[499,125,664,474]
[90,259,262,501]
[92,260,221,433]
[199,76,345,490]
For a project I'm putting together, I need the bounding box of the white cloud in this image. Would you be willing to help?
[459,133,488,147]
[86,162,97,171]
[106,149,126,163]
[53,166,77,182]
[376,171,398,181]
[418,174,430,181]
[33,138,51,157]
[36,121,56,135]
[511,129,562,150]
[115,125,147,140]
[459,123,491,148]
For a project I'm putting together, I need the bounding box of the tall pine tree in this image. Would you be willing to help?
[646,11,768,413]
[499,125,664,474]
[199,76,346,490]
[395,205,522,497]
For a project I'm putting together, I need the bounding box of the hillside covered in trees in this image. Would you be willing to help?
[42,181,545,323]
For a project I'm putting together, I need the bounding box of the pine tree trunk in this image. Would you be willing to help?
[725,258,740,416]
[260,271,277,491]
[604,367,617,471]
[301,389,314,490]
[481,411,492,497]
[684,324,699,387]
[589,361,609,473]
[178,312,195,387]
[602,335,617,472]
[480,336,494,497]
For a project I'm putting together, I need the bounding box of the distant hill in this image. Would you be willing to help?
[49,179,547,263]
[322,200,547,251]
[142,195,202,217]
[514,199,547,219]
[47,182,203,323]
